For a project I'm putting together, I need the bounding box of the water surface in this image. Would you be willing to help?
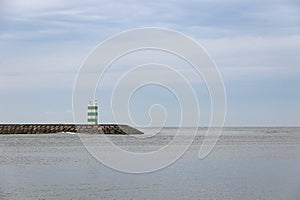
[1,127,300,199]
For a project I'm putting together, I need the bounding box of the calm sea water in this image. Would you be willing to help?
[1,127,300,200]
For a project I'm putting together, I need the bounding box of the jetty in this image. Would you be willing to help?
[0,124,143,134]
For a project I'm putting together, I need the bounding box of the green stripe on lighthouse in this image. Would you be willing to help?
[88,101,98,125]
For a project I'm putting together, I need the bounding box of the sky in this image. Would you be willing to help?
[0,0,300,126]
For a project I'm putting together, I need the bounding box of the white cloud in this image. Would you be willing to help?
[0,72,74,92]
[1,0,299,125]
[2,0,64,13]
[202,35,300,54]
[201,35,300,71]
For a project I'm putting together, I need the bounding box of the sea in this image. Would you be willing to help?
[1,127,300,200]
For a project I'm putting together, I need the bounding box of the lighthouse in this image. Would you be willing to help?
[87,101,98,125]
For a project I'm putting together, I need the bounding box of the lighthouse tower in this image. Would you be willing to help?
[87,101,98,125]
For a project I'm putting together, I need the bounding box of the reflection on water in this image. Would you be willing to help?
[1,127,300,199]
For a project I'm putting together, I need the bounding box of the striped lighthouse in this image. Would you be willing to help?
[87,101,98,125]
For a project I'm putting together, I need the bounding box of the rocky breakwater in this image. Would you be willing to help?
[0,124,143,135]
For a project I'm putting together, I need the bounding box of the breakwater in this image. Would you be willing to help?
[0,124,143,134]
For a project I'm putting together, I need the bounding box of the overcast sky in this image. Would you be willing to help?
[0,0,299,126]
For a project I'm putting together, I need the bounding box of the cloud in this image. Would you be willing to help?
[0,72,74,92]
[1,0,299,42]
[201,35,300,72]
[1,0,63,13]
[0,0,299,125]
